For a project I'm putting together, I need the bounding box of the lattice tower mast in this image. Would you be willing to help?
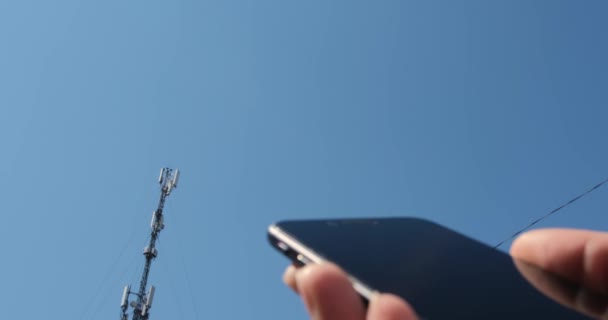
[120,168,180,320]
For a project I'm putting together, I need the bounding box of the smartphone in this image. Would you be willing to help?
[268,217,606,319]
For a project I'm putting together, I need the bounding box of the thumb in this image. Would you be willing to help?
[511,228,608,318]
[294,263,366,320]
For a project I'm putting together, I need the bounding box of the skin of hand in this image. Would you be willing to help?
[510,229,608,319]
[282,228,608,320]
[282,262,419,320]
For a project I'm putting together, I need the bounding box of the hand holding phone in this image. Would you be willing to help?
[283,262,419,320]
[269,217,608,319]
[510,228,608,319]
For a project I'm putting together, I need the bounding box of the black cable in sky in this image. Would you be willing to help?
[494,177,608,249]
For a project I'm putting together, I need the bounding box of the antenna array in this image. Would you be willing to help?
[120,168,180,320]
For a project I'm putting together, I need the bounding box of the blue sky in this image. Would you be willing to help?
[1,1,607,319]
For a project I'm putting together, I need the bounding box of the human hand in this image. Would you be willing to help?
[281,228,608,320]
[510,228,608,319]
[282,263,418,320]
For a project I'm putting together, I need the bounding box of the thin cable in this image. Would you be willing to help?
[82,232,149,319]
[172,213,201,320]
[181,253,201,320]
[89,252,142,320]
[79,224,140,320]
[156,240,186,320]
[494,177,608,249]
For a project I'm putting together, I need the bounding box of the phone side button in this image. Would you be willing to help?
[277,242,289,252]
[296,254,311,265]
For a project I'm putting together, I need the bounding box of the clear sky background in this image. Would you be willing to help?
[1,1,607,319]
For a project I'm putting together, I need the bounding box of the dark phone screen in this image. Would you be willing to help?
[275,217,604,319]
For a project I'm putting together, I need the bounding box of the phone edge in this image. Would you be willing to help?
[267,223,378,302]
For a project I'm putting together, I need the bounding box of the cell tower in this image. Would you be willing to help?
[120,167,180,320]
